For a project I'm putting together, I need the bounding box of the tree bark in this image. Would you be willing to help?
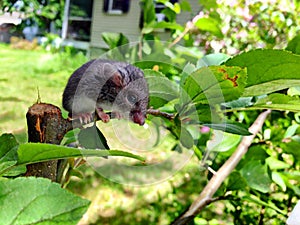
[25,103,72,182]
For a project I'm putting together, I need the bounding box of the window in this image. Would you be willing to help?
[65,0,93,41]
[103,0,130,14]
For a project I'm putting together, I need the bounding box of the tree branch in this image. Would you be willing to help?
[25,103,174,182]
[171,110,272,225]
[146,108,174,120]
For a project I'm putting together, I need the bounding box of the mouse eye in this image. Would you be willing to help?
[126,93,137,104]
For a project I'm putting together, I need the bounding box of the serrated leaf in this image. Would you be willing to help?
[225,49,300,96]
[17,143,145,165]
[0,133,19,175]
[78,124,109,150]
[240,160,272,193]
[253,93,300,112]
[144,69,179,108]
[183,65,247,105]
[0,177,90,225]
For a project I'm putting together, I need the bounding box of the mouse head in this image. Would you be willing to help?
[113,66,149,125]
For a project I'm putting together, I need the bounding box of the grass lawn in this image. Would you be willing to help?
[0,43,87,142]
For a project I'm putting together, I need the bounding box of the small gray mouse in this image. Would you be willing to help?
[62,59,149,125]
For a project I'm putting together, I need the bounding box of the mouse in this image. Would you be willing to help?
[62,59,149,125]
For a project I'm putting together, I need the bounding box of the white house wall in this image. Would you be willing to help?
[91,0,141,48]
[90,0,201,49]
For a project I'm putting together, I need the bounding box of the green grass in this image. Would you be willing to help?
[0,43,87,142]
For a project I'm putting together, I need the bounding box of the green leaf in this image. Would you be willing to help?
[242,195,286,214]
[253,93,300,112]
[266,157,290,170]
[101,32,129,49]
[180,0,191,11]
[225,49,300,96]
[153,21,184,31]
[243,146,268,163]
[286,35,300,55]
[180,62,196,86]
[271,172,286,191]
[207,131,241,152]
[17,143,145,165]
[141,0,156,24]
[199,0,218,10]
[144,69,179,108]
[240,160,272,193]
[0,177,90,225]
[0,133,19,175]
[164,2,181,13]
[180,126,194,149]
[60,128,80,146]
[282,141,300,161]
[203,122,251,135]
[197,53,230,67]
[227,171,247,191]
[284,124,299,138]
[222,97,253,109]
[183,65,247,105]
[288,86,300,96]
[194,17,223,38]
[171,116,194,149]
[78,124,109,150]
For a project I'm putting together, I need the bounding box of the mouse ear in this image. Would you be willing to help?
[103,63,124,87]
[111,71,124,87]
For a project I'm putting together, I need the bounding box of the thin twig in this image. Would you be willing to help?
[168,25,191,48]
[168,12,202,48]
[171,110,272,225]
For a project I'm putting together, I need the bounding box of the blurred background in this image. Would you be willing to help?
[0,0,299,224]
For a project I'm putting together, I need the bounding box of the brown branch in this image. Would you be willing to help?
[171,110,272,225]
[146,108,175,120]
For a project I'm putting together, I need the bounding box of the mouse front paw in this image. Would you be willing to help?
[96,108,110,123]
[69,112,94,124]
